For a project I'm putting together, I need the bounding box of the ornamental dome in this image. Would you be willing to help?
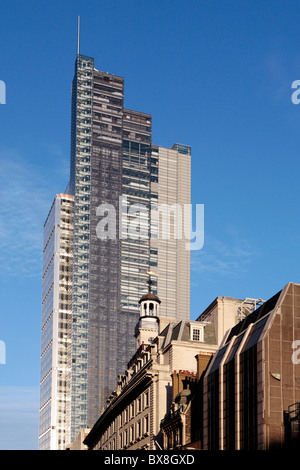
[138,277,161,305]
[138,290,161,304]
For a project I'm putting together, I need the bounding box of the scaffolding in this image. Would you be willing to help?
[236,298,265,322]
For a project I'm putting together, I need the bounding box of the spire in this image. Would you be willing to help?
[138,274,161,306]
[77,15,80,56]
[147,275,153,293]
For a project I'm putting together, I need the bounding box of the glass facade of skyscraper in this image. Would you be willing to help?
[119,109,154,375]
[40,52,191,448]
[69,55,124,439]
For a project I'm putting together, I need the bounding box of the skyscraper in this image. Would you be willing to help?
[39,50,191,449]
[39,194,74,450]
[152,144,191,320]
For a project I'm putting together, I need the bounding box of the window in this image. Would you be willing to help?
[191,326,204,342]
[144,415,149,434]
[144,391,149,408]
[130,425,134,442]
[243,316,269,352]
[137,420,141,438]
[137,397,141,413]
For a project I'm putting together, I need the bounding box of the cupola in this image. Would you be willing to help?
[135,276,161,349]
[138,277,161,318]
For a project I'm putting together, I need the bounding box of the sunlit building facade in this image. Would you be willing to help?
[153,144,191,320]
[39,194,74,450]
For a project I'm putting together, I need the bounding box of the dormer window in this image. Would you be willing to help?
[191,325,204,342]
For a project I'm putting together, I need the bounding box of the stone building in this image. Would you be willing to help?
[160,370,198,450]
[81,286,264,451]
[160,296,265,450]
[83,284,219,450]
[66,428,90,450]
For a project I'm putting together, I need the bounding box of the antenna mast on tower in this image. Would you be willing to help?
[77,15,80,56]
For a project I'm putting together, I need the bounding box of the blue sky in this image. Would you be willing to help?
[1,0,300,449]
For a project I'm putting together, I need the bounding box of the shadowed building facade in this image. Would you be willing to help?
[203,282,300,450]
